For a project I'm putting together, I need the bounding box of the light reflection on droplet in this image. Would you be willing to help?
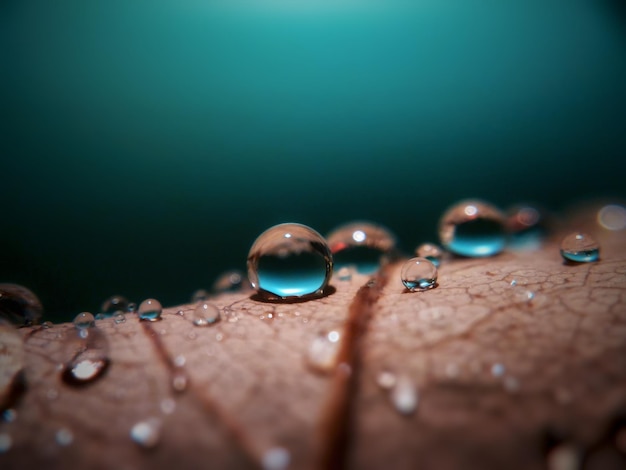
[130,419,161,448]
[376,371,397,390]
[598,204,626,231]
[306,331,341,373]
[262,446,291,470]
[390,375,418,416]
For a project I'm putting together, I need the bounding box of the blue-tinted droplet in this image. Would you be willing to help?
[137,299,163,322]
[506,205,547,251]
[327,221,396,274]
[73,312,95,329]
[0,284,43,327]
[247,223,333,300]
[190,289,209,303]
[415,243,443,267]
[401,257,438,291]
[192,302,220,326]
[439,200,506,257]
[100,295,130,317]
[560,232,600,263]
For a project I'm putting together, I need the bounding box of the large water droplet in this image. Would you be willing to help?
[130,418,161,448]
[192,302,221,327]
[439,200,506,257]
[73,312,95,330]
[306,330,341,373]
[0,325,25,406]
[0,284,43,326]
[401,257,438,291]
[61,328,110,386]
[506,205,547,250]
[390,375,418,415]
[327,221,396,274]
[212,270,250,293]
[100,295,130,317]
[414,242,443,267]
[560,232,600,263]
[137,299,163,322]
[247,223,333,299]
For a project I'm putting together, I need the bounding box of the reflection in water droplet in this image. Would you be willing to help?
[100,295,130,317]
[247,223,333,299]
[598,204,626,231]
[327,221,396,274]
[61,328,110,386]
[560,232,600,263]
[415,242,443,267]
[2,409,16,423]
[138,299,163,322]
[546,444,581,470]
[55,427,74,446]
[213,270,250,293]
[0,283,43,327]
[190,289,209,303]
[401,257,438,291]
[130,419,161,448]
[73,312,95,329]
[0,433,12,453]
[113,312,126,324]
[390,375,418,416]
[439,200,506,257]
[0,325,24,403]
[376,371,397,389]
[306,331,341,373]
[192,302,221,327]
[506,205,547,250]
[262,447,291,470]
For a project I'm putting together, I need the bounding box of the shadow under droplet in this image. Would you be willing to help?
[250,285,337,304]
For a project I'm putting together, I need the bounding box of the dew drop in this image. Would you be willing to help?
[55,427,74,446]
[247,223,333,299]
[506,205,547,250]
[0,325,25,404]
[174,354,186,367]
[0,283,43,326]
[100,295,130,317]
[0,433,12,453]
[415,242,443,267]
[401,257,438,291]
[376,371,397,389]
[262,446,291,470]
[171,371,188,393]
[73,312,95,329]
[390,375,418,416]
[137,299,163,322]
[113,312,126,324]
[127,302,137,313]
[439,200,506,257]
[306,331,341,373]
[192,302,221,327]
[560,232,600,263]
[326,221,396,274]
[546,444,581,470]
[42,321,54,329]
[130,418,161,448]
[212,270,250,293]
[61,328,110,386]
[190,289,209,303]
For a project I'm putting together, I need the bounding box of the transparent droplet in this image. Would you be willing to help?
[401,257,438,291]
[190,289,209,303]
[0,433,12,453]
[390,375,418,415]
[137,299,163,322]
[439,200,506,257]
[414,243,443,267]
[61,328,110,386]
[174,354,186,367]
[130,418,161,448]
[212,270,250,293]
[73,312,95,330]
[376,371,397,389]
[597,204,626,231]
[247,223,333,299]
[55,427,74,446]
[560,232,600,263]
[335,267,353,281]
[113,312,126,324]
[127,302,137,313]
[326,221,396,274]
[546,444,581,470]
[262,446,291,470]
[506,205,547,250]
[0,325,25,405]
[42,321,53,329]
[100,295,130,317]
[192,302,221,327]
[306,331,341,373]
[0,283,43,326]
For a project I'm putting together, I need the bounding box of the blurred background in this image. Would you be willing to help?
[2,0,625,321]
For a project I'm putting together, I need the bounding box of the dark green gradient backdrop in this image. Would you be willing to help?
[2,1,625,319]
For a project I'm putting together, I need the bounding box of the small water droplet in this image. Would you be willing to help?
[306,331,341,373]
[174,355,186,367]
[506,205,547,250]
[73,312,95,329]
[215,333,224,342]
[0,283,43,326]
[0,433,12,453]
[262,446,291,470]
[55,427,74,446]
[491,363,505,377]
[560,232,600,263]
[546,444,581,470]
[127,302,136,313]
[160,398,176,415]
[192,302,221,327]
[171,371,188,392]
[598,204,626,231]
[137,299,163,322]
[61,328,110,386]
[113,312,126,324]
[190,289,209,303]
[212,270,250,293]
[247,223,333,299]
[415,243,444,267]
[2,409,16,423]
[439,200,506,257]
[176,309,184,316]
[390,375,418,415]
[42,321,54,329]
[0,325,24,404]
[327,221,396,274]
[100,295,130,317]
[130,419,161,448]
[376,371,397,389]
[401,257,438,291]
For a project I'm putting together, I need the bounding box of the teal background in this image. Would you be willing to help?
[2,1,625,320]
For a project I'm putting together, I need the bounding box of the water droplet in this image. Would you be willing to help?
[247,223,333,299]
[137,299,163,322]
[376,371,397,389]
[546,444,581,470]
[55,427,74,446]
[176,309,184,316]
[0,433,12,453]
[100,295,130,317]
[190,289,209,303]
[171,371,188,392]
[327,221,396,274]
[42,321,54,329]
[61,328,110,386]
[174,354,186,367]
[439,200,506,257]
[401,257,438,291]
[160,398,176,415]
[73,312,95,329]
[0,325,24,404]
[506,205,547,250]
[127,302,137,313]
[306,331,341,373]
[192,302,221,327]
[598,204,626,231]
[390,375,418,415]
[560,232,600,263]
[0,284,43,326]
[113,312,126,324]
[262,446,291,470]
[335,267,353,281]
[415,242,443,267]
[212,270,250,293]
[2,409,16,423]
[491,363,505,377]
[130,419,161,448]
